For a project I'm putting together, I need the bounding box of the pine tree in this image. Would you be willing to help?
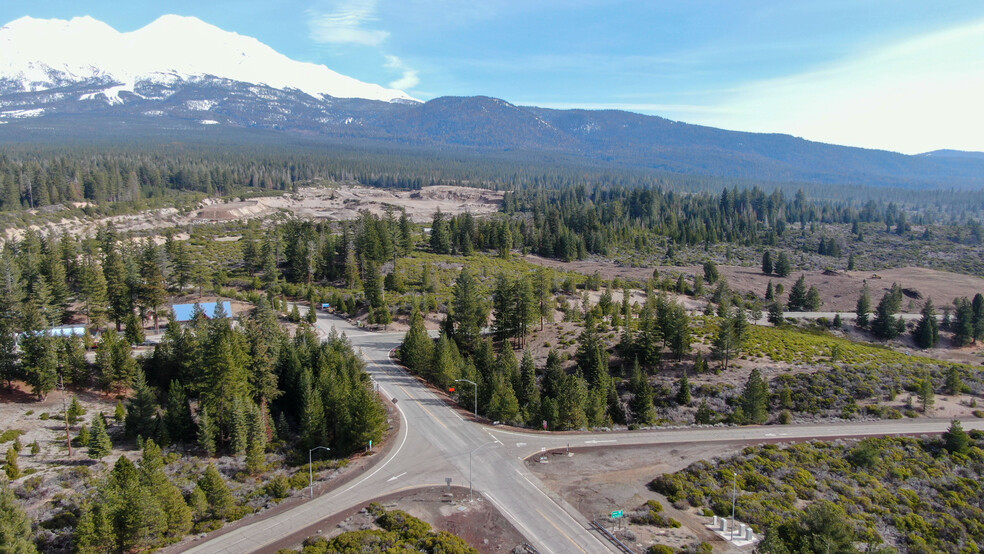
[739,368,770,424]
[556,374,588,431]
[67,396,86,424]
[400,311,434,376]
[230,399,249,456]
[576,312,610,387]
[913,299,940,348]
[917,378,935,413]
[856,283,871,328]
[88,414,113,459]
[4,446,20,479]
[953,297,976,346]
[449,267,488,353]
[139,440,193,539]
[761,251,773,275]
[765,280,774,301]
[694,401,715,424]
[0,481,37,552]
[629,362,656,425]
[244,403,266,474]
[676,372,692,405]
[973,293,984,342]
[124,311,145,345]
[945,366,963,395]
[805,286,822,311]
[197,464,235,520]
[871,284,905,339]
[787,275,808,311]
[488,375,521,424]
[429,210,452,254]
[19,333,57,400]
[768,302,784,326]
[79,258,108,326]
[703,260,719,284]
[164,381,196,443]
[431,333,462,390]
[125,370,159,440]
[774,252,792,277]
[517,351,540,422]
[198,406,218,457]
[103,244,131,331]
[943,419,970,455]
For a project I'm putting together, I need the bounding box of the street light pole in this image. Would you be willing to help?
[309,446,331,498]
[731,470,737,542]
[469,441,496,502]
[454,378,478,418]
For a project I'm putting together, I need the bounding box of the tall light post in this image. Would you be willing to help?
[309,446,331,498]
[730,470,737,542]
[469,441,496,502]
[454,378,478,418]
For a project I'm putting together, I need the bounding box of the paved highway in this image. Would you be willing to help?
[183,311,984,554]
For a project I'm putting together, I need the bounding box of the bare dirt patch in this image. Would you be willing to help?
[257,185,503,224]
[528,442,750,552]
[0,185,503,244]
[524,255,984,312]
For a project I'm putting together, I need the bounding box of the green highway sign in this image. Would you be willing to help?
[611,510,624,519]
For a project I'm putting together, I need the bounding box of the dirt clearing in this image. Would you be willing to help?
[528,442,751,552]
[524,255,984,312]
[0,184,503,243]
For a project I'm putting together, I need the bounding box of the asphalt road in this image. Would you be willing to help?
[183,311,984,554]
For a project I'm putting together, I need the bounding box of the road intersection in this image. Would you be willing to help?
[183,311,984,554]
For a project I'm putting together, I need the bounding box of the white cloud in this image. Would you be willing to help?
[308,0,389,47]
[700,19,984,154]
[308,0,420,92]
[385,55,420,89]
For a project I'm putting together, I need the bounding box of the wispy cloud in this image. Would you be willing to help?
[702,19,984,153]
[385,55,420,89]
[308,0,389,47]
[307,0,420,92]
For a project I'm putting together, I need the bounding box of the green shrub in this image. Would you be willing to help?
[0,429,24,443]
[265,474,291,499]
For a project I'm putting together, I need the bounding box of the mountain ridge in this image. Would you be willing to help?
[0,14,416,103]
[2,15,983,190]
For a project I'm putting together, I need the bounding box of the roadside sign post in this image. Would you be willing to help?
[611,510,623,532]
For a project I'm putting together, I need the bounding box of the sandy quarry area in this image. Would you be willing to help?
[256,184,504,224]
[0,184,504,244]
[524,255,984,312]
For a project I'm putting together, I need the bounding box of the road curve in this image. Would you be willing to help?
[183,310,983,553]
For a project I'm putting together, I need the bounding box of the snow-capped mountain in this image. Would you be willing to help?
[2,15,984,189]
[0,14,416,104]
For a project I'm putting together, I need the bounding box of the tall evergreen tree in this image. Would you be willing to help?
[773,252,792,277]
[88,414,113,459]
[448,267,488,354]
[787,275,808,311]
[855,283,871,328]
[871,283,905,339]
[739,368,770,424]
[0,481,37,553]
[913,298,940,348]
[761,251,773,275]
[164,380,196,443]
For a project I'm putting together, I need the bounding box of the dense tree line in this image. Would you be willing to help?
[400,267,693,430]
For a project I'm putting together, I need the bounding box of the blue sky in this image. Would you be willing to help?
[3,1,984,153]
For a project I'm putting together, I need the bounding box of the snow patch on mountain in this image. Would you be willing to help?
[0,15,417,103]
